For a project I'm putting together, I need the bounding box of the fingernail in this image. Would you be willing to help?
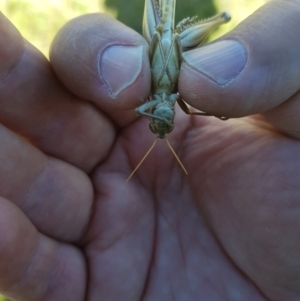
[182,40,247,85]
[100,45,144,97]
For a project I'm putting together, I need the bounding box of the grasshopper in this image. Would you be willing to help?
[127,0,230,180]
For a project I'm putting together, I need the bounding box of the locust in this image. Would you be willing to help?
[127,0,230,181]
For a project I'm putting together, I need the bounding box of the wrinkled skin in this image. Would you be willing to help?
[0,0,300,300]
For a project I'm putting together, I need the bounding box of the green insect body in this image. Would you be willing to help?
[137,0,231,139]
[127,0,230,180]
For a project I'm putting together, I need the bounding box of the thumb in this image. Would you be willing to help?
[179,0,300,122]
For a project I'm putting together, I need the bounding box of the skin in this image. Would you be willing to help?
[0,0,300,300]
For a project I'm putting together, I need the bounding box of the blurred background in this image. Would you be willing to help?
[0,0,269,300]
[0,0,271,57]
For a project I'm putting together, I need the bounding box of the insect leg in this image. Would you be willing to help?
[136,99,171,123]
[143,0,161,44]
[179,12,231,51]
[177,97,228,120]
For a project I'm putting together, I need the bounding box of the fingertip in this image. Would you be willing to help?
[50,13,151,125]
[179,39,248,117]
[179,0,300,118]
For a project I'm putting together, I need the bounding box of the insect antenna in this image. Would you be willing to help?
[165,137,188,175]
[126,138,158,182]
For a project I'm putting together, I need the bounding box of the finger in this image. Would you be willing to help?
[0,13,115,172]
[261,92,300,139]
[0,124,92,242]
[50,13,151,126]
[0,197,86,301]
[179,0,300,121]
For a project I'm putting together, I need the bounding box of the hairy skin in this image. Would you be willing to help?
[0,1,300,300]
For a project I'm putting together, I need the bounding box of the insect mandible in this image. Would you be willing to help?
[127,0,230,180]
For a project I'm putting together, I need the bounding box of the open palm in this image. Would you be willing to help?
[0,1,300,301]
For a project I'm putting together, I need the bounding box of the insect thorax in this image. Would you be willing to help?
[149,93,178,138]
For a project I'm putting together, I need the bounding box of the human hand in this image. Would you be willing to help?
[0,0,300,300]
